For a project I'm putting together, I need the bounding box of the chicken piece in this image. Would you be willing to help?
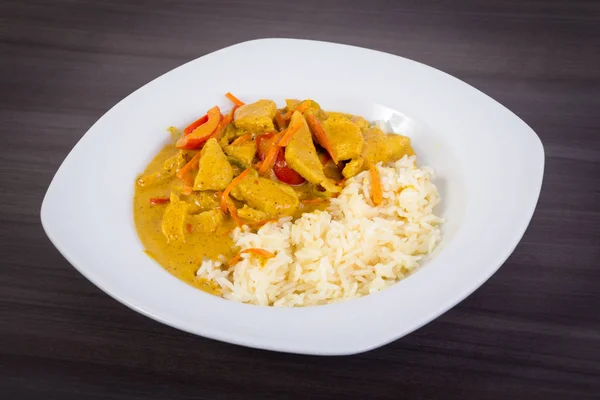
[137,148,186,188]
[284,112,341,193]
[342,127,415,178]
[136,171,168,188]
[237,205,268,224]
[234,100,277,133]
[230,170,299,217]
[322,115,363,161]
[285,99,301,110]
[187,191,220,214]
[161,193,189,243]
[342,158,364,179]
[193,138,233,191]
[326,112,369,129]
[362,127,415,163]
[218,123,243,148]
[162,151,186,174]
[285,99,326,119]
[224,141,257,167]
[350,116,369,129]
[188,209,225,234]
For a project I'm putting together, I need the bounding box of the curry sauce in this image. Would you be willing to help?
[134,96,414,293]
[134,145,236,292]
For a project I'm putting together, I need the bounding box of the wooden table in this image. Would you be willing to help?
[1,1,599,398]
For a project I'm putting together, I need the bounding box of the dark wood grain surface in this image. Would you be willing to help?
[1,0,599,399]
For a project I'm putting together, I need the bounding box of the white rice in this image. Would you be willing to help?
[197,155,443,307]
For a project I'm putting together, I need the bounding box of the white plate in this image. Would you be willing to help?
[41,39,544,355]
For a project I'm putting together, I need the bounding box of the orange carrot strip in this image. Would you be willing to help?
[258,144,281,175]
[220,167,252,213]
[277,120,302,147]
[186,223,193,233]
[225,92,245,107]
[226,199,244,228]
[305,113,338,164]
[282,101,311,121]
[178,151,202,194]
[228,248,275,267]
[227,253,242,267]
[176,151,202,180]
[252,218,279,227]
[295,102,310,114]
[231,133,252,145]
[369,163,382,205]
[258,131,284,174]
[212,106,236,141]
[301,198,327,205]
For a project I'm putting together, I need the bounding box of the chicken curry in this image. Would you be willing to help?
[134,93,415,293]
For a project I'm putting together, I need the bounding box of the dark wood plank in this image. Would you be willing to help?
[1,0,599,399]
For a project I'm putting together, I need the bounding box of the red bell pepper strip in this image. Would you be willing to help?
[256,132,276,160]
[211,106,236,141]
[256,132,306,184]
[149,197,170,205]
[176,106,221,150]
[183,114,209,135]
[258,132,284,175]
[273,149,305,185]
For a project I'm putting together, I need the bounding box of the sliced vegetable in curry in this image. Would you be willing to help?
[134,94,415,293]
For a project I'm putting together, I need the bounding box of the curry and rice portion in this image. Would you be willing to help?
[134,93,443,306]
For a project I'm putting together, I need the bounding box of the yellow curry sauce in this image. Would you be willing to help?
[134,96,414,294]
[134,145,237,293]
